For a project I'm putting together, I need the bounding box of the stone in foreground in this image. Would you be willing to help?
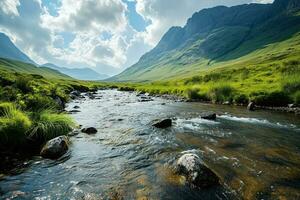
[152,119,172,128]
[81,127,98,134]
[201,113,217,120]
[40,136,69,159]
[176,153,220,188]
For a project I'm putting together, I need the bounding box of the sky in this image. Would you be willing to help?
[0,0,274,76]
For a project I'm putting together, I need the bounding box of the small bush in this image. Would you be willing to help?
[282,77,300,94]
[15,76,33,93]
[251,91,291,107]
[234,94,249,105]
[208,85,234,103]
[186,88,200,100]
[294,91,300,105]
[24,94,58,111]
[30,110,74,141]
[118,86,135,91]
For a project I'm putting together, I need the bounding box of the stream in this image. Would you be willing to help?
[0,90,300,200]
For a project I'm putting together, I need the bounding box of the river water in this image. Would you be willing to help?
[0,90,300,200]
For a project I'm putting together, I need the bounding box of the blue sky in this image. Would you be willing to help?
[0,0,273,76]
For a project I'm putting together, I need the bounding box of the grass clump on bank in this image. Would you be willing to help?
[0,103,32,147]
[30,110,74,142]
[0,102,75,149]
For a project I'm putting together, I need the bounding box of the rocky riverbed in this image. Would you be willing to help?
[0,90,299,200]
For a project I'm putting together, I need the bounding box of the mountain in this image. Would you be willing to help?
[0,58,71,79]
[112,0,300,81]
[0,33,36,65]
[42,63,109,81]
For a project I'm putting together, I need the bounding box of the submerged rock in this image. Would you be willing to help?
[68,110,81,114]
[176,154,220,188]
[73,105,80,109]
[82,127,98,134]
[152,119,172,128]
[247,102,255,111]
[201,113,217,120]
[68,129,80,137]
[40,136,69,159]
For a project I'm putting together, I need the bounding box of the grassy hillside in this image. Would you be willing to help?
[0,59,103,153]
[112,0,300,82]
[0,58,71,80]
[110,31,300,106]
[108,0,300,107]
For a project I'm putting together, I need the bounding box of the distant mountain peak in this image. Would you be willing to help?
[0,32,36,65]
[42,63,109,81]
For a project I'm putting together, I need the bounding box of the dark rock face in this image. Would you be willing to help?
[247,102,255,111]
[176,154,220,188]
[201,113,217,120]
[40,136,69,159]
[54,96,65,109]
[152,119,172,128]
[81,127,98,134]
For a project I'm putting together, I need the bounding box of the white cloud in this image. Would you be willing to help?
[0,0,275,75]
[39,0,133,71]
[0,0,20,17]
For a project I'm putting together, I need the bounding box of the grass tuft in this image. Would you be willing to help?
[30,110,75,141]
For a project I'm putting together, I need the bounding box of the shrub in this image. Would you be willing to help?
[282,77,300,94]
[294,91,300,105]
[184,76,202,85]
[15,76,33,93]
[118,86,135,91]
[24,94,58,111]
[0,86,20,101]
[185,88,208,101]
[234,94,249,105]
[0,103,32,147]
[208,85,234,103]
[29,110,74,142]
[251,91,291,107]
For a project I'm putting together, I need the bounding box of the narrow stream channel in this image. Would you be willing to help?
[0,90,300,199]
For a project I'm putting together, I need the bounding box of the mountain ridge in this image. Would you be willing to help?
[0,33,36,65]
[43,63,109,81]
[111,0,300,82]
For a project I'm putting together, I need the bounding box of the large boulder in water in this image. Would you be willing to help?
[201,113,217,120]
[176,154,220,188]
[81,127,98,134]
[152,119,172,128]
[40,136,69,159]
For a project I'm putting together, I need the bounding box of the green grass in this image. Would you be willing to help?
[30,110,75,142]
[0,103,32,147]
[110,56,300,106]
[0,59,106,151]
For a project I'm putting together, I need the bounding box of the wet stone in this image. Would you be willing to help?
[152,119,172,128]
[81,127,98,134]
[176,153,220,188]
[40,136,69,159]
